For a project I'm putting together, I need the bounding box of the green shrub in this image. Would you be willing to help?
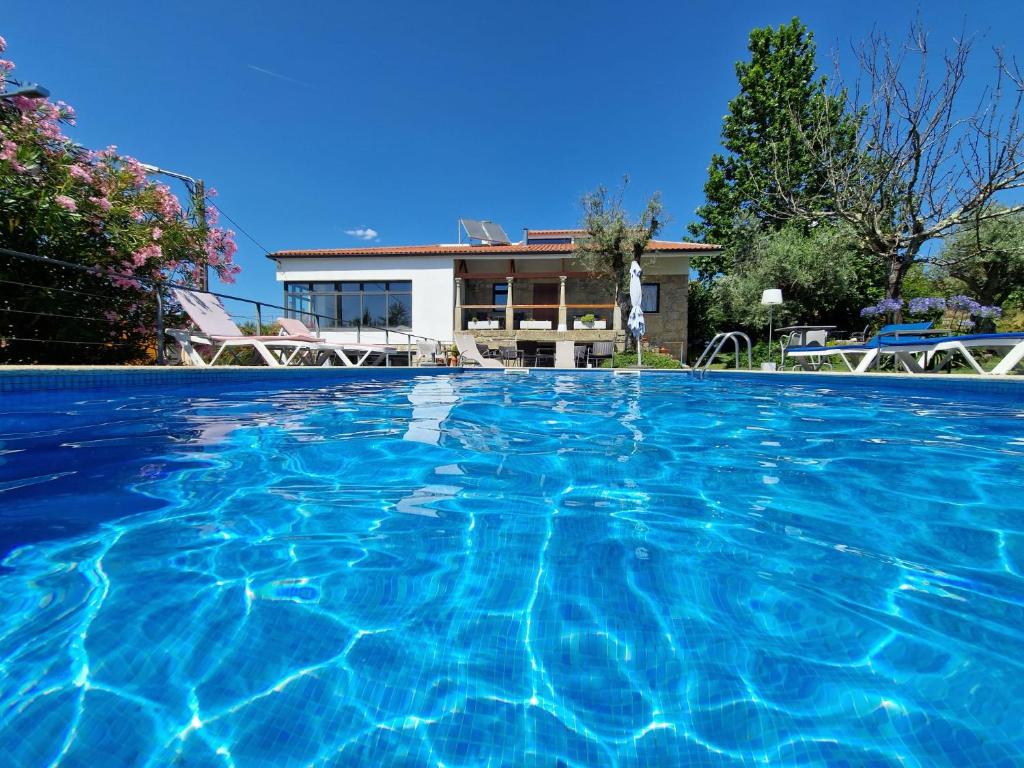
[601,351,682,369]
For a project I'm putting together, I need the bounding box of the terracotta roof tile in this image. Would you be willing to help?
[269,240,720,259]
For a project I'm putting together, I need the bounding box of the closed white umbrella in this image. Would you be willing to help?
[627,260,645,368]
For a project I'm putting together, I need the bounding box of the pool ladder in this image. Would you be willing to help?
[690,331,753,380]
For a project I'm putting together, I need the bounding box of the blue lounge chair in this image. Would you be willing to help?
[785,322,933,373]
[874,332,1024,375]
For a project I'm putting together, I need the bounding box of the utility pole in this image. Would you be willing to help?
[193,179,208,291]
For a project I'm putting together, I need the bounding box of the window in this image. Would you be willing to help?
[492,282,509,306]
[641,283,660,313]
[284,280,413,329]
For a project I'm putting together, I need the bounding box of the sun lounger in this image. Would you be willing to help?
[169,289,323,367]
[785,322,933,372]
[873,332,1024,375]
[454,333,502,368]
[275,317,399,367]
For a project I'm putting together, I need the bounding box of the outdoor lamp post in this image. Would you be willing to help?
[0,82,50,100]
[761,288,783,370]
[140,164,208,291]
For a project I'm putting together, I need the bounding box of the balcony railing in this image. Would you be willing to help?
[458,304,616,331]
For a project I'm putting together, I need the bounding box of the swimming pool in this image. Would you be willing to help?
[1,369,1022,766]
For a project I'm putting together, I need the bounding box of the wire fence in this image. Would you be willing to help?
[0,248,447,366]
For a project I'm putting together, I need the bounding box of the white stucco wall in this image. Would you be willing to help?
[273,256,455,344]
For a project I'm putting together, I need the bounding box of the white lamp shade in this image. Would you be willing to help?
[761,288,783,305]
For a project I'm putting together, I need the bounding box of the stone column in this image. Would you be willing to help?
[612,286,622,332]
[557,275,568,332]
[505,276,515,331]
[454,277,463,331]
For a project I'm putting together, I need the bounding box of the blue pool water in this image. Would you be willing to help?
[1,370,1023,767]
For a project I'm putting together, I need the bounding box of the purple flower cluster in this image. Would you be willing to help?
[976,305,1003,319]
[908,297,946,315]
[860,298,904,317]
[947,295,982,314]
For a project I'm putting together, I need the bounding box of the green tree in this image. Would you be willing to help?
[575,178,663,346]
[770,22,1024,304]
[712,220,881,334]
[688,18,854,279]
[934,207,1024,308]
[0,34,239,363]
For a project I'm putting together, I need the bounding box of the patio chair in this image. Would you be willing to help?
[454,333,502,368]
[276,317,399,367]
[573,344,587,368]
[498,344,523,367]
[785,322,932,373]
[784,329,832,371]
[168,289,323,367]
[416,341,443,366]
[588,341,615,368]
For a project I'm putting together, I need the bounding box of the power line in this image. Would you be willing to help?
[207,201,272,255]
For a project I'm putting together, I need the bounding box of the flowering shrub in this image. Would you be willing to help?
[0,34,239,363]
[906,294,1002,333]
[907,297,947,315]
[860,298,904,317]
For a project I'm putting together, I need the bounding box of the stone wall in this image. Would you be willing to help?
[458,272,687,358]
[641,273,688,358]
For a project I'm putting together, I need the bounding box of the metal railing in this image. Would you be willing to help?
[690,331,753,380]
[0,248,447,366]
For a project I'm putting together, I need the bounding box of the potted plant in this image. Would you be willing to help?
[573,313,607,330]
[467,314,499,329]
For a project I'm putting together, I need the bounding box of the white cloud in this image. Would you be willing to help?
[345,227,379,241]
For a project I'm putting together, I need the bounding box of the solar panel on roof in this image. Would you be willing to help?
[480,221,510,244]
[460,218,511,245]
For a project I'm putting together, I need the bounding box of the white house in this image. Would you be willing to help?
[268,227,721,358]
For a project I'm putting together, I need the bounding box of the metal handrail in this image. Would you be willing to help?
[690,331,753,380]
[1,248,450,364]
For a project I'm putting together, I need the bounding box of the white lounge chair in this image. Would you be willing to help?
[454,333,502,368]
[168,289,323,367]
[873,332,1024,375]
[275,317,399,367]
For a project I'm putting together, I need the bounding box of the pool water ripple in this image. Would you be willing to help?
[1,371,1023,766]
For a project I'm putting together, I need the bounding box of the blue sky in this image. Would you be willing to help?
[4,1,1022,304]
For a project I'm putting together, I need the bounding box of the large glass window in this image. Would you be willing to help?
[284,280,413,329]
[641,283,660,313]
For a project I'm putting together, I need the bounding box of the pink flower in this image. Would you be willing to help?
[55,195,77,212]
[130,209,145,222]
[89,196,112,212]
[0,35,7,53]
[56,100,76,124]
[122,157,148,188]
[0,60,13,73]
[153,183,182,218]
[151,226,162,240]
[69,164,91,182]
[0,139,17,162]
[131,244,162,268]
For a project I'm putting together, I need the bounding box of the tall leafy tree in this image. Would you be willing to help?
[770,22,1024,303]
[575,178,663,347]
[688,18,854,279]
[934,206,1024,307]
